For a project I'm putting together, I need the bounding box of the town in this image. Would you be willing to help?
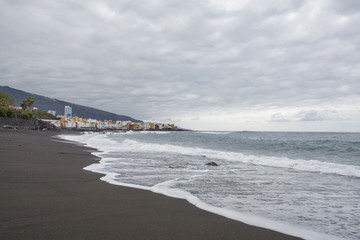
[45,106,179,131]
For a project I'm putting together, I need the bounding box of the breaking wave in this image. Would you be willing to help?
[62,133,360,178]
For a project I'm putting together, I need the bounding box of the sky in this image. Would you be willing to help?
[0,0,359,131]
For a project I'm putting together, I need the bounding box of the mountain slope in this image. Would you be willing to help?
[0,86,140,122]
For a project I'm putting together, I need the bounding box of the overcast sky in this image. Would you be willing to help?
[1,0,359,131]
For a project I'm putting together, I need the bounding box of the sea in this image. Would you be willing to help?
[59,131,360,240]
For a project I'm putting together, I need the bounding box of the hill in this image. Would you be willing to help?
[0,86,140,122]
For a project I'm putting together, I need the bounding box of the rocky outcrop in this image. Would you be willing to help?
[205,162,218,166]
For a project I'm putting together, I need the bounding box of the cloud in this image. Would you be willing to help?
[331,0,360,14]
[295,110,324,122]
[0,0,359,131]
[270,109,354,123]
[270,113,291,122]
[89,3,117,20]
[191,117,200,121]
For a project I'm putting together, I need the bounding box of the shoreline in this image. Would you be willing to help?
[1,128,303,240]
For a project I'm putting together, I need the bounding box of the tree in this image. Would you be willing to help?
[20,111,33,120]
[0,91,15,107]
[20,101,27,110]
[0,106,13,117]
[27,97,35,109]
[20,97,35,110]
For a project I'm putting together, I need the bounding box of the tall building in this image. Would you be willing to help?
[64,106,72,118]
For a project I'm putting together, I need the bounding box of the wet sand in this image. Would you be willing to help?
[0,129,302,240]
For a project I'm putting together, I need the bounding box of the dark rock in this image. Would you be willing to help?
[205,162,218,166]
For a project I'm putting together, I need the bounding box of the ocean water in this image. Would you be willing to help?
[59,131,360,240]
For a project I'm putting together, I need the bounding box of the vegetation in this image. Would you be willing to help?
[0,106,13,117]
[0,91,15,107]
[20,111,33,120]
[0,90,15,118]
[32,109,57,119]
[20,97,35,110]
[0,91,44,120]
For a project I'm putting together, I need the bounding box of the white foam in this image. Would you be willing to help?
[57,133,350,240]
[139,131,172,134]
[118,130,172,135]
[84,157,344,240]
[62,133,360,178]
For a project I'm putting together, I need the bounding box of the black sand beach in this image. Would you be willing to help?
[0,129,303,240]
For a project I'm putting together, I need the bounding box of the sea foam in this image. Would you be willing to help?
[58,132,354,240]
[82,155,339,240]
[63,133,360,178]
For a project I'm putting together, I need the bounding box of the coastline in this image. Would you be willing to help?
[0,129,303,240]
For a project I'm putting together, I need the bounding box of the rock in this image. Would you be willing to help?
[205,162,218,166]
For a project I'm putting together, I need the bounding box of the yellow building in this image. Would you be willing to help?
[133,123,140,130]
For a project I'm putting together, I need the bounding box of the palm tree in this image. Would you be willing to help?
[27,97,35,109]
[20,97,35,110]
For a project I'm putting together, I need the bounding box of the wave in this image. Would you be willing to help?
[91,170,336,240]
[60,133,360,178]
[137,131,172,134]
[58,132,350,240]
[196,131,232,135]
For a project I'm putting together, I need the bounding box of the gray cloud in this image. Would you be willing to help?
[270,109,353,123]
[270,113,291,122]
[296,110,325,122]
[0,0,359,130]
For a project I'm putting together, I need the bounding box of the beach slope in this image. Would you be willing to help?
[0,129,302,240]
